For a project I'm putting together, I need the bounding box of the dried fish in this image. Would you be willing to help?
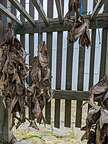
[81,76,108,143]
[0,24,51,131]
[0,23,28,129]
[29,42,51,126]
[65,0,91,48]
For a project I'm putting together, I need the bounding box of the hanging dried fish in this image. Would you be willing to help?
[0,23,28,129]
[81,76,108,143]
[28,41,51,127]
[65,0,91,48]
[0,24,51,131]
[69,0,80,17]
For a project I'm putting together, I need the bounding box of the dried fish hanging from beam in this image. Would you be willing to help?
[28,41,51,127]
[0,23,29,128]
[81,76,108,143]
[65,0,90,48]
[0,24,51,130]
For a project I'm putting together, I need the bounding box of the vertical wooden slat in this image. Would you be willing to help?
[88,29,96,110]
[99,29,107,79]
[99,1,108,79]
[1,0,7,34]
[105,0,108,77]
[64,39,73,127]
[54,0,64,128]
[19,0,26,123]
[54,32,63,128]
[38,0,43,48]
[20,0,25,48]
[88,1,96,109]
[75,48,85,127]
[11,1,16,16]
[75,0,87,128]
[89,30,96,88]
[45,0,53,124]
[29,0,34,119]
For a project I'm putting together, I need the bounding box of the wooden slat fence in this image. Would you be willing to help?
[1,0,108,129]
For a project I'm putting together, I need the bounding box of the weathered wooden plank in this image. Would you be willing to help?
[105,0,108,77]
[75,47,85,127]
[45,0,53,125]
[75,0,87,128]
[0,3,22,25]
[54,32,63,128]
[38,0,43,49]
[11,1,16,16]
[32,0,49,26]
[53,90,89,101]
[89,29,96,88]
[29,0,34,120]
[99,1,108,79]
[55,0,63,22]
[20,0,25,23]
[8,0,35,26]
[15,13,108,34]
[0,97,13,143]
[29,0,34,62]
[105,30,108,76]
[64,38,73,127]
[88,29,96,110]
[54,0,64,129]
[20,0,25,48]
[91,0,105,18]
[89,0,96,88]
[88,1,97,110]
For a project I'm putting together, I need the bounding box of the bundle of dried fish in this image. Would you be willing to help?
[0,23,28,128]
[65,0,80,18]
[65,0,90,48]
[81,76,108,144]
[0,24,51,131]
[28,41,51,127]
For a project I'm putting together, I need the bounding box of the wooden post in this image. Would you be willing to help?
[105,29,108,77]
[0,97,13,143]
[75,0,87,128]
[100,1,108,79]
[0,0,13,143]
[54,0,64,129]
[105,0,108,77]
[45,0,53,124]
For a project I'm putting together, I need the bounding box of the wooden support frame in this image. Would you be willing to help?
[55,0,63,22]
[32,0,49,26]
[8,0,35,26]
[91,0,106,18]
[15,13,108,34]
[0,3,22,25]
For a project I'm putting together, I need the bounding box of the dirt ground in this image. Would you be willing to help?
[14,124,87,144]
[14,100,88,144]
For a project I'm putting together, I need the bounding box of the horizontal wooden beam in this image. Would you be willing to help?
[8,0,35,26]
[15,13,108,34]
[91,0,105,18]
[32,0,49,26]
[53,90,89,101]
[55,0,63,22]
[0,3,22,25]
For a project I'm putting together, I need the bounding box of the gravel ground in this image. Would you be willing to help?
[14,123,87,144]
[14,100,88,144]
